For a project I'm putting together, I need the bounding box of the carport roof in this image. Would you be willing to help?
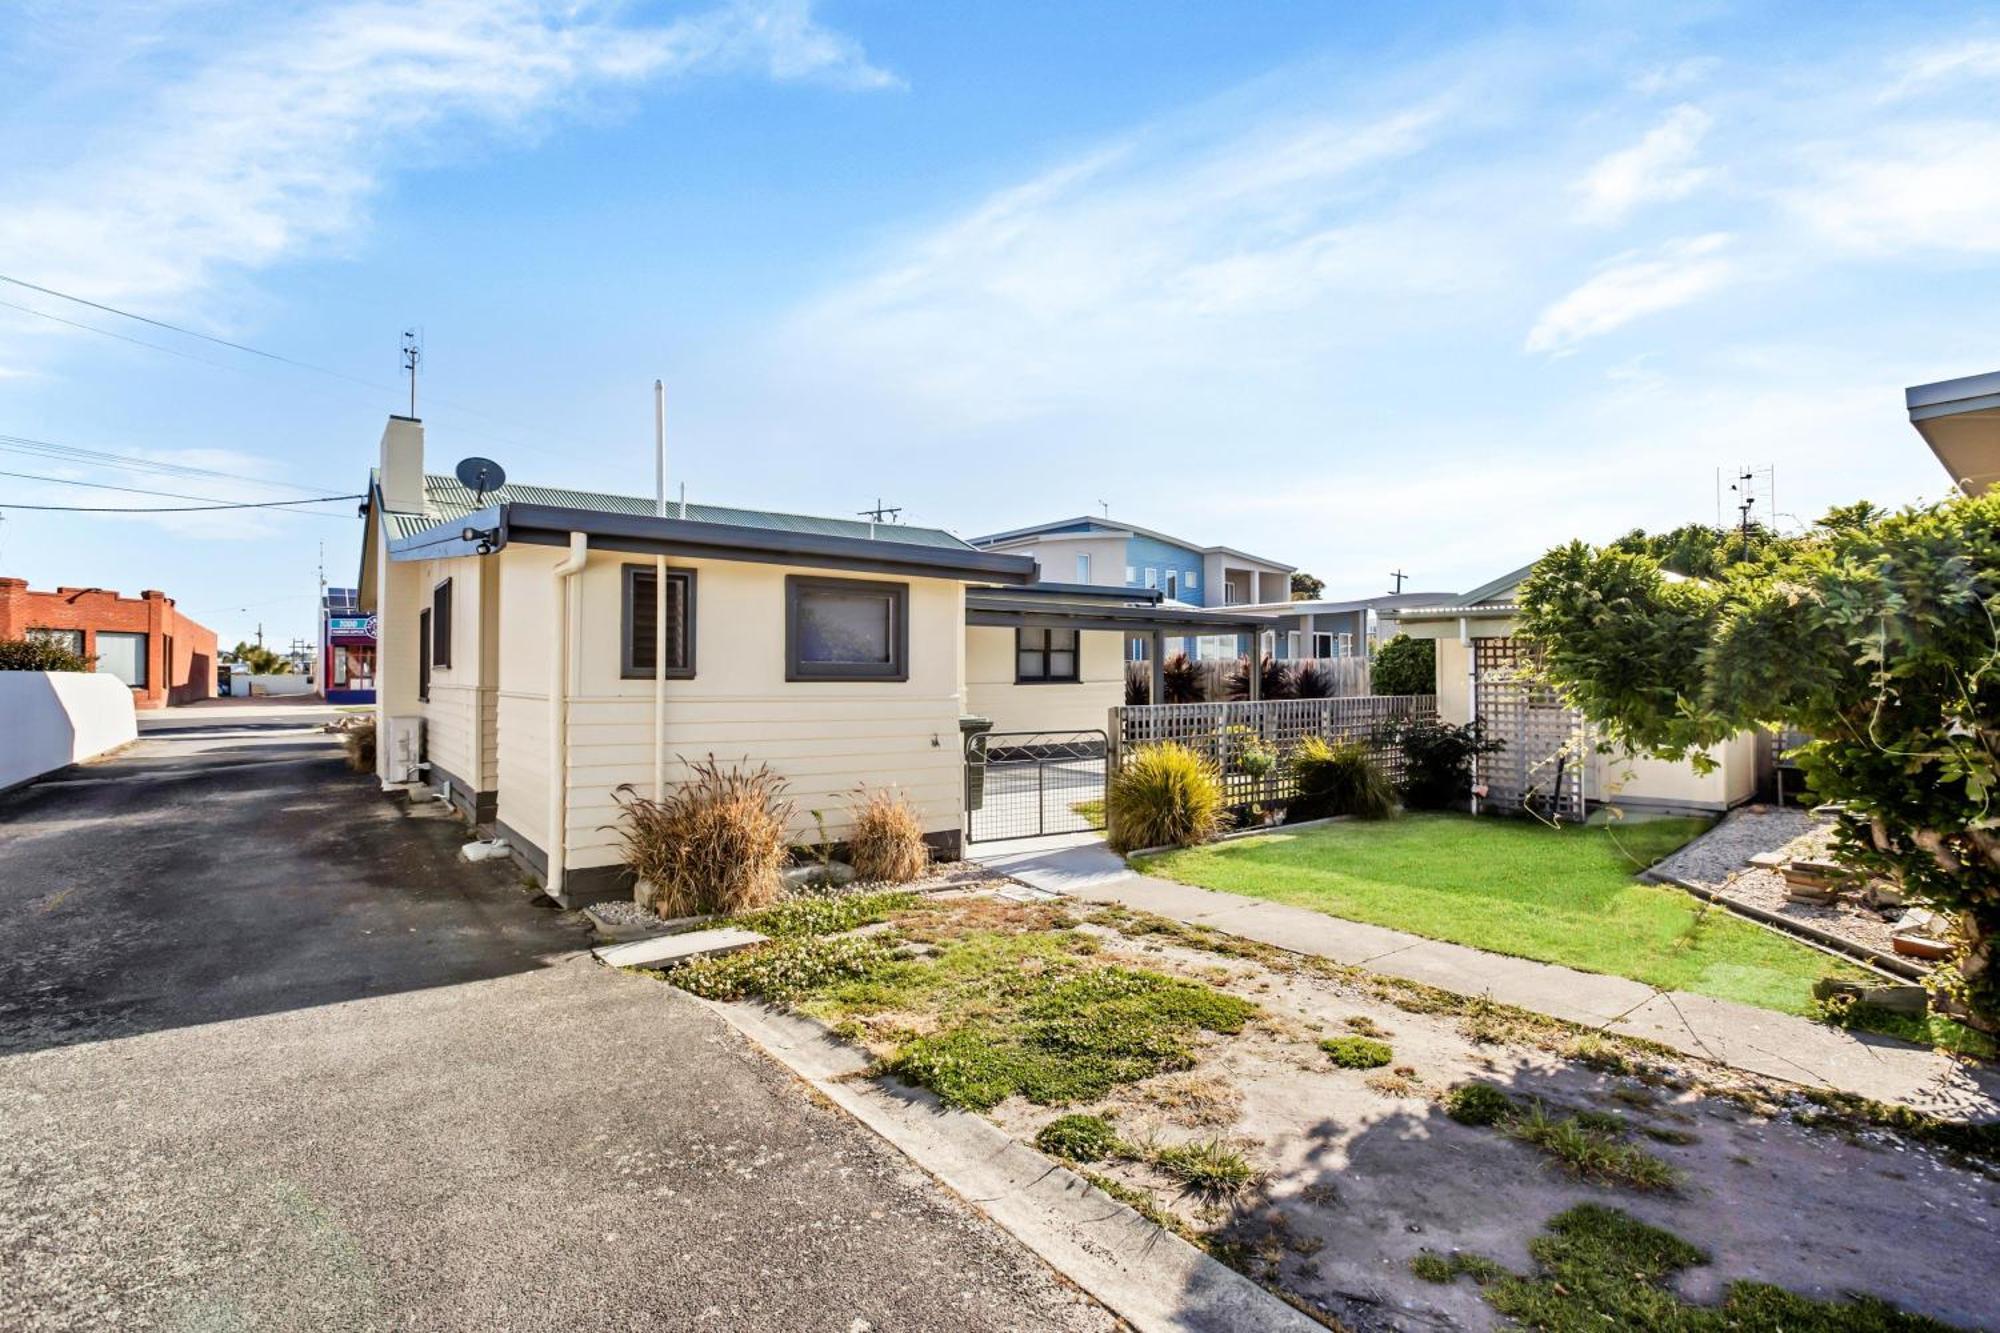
[965,585,1279,633]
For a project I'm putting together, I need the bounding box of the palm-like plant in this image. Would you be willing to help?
[1226,655,1295,700]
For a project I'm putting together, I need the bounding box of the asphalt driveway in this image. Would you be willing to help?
[0,708,1111,1332]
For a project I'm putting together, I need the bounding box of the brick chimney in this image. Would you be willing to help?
[379,415,426,514]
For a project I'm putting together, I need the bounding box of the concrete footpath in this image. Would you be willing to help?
[973,837,2000,1122]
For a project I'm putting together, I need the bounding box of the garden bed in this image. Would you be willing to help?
[640,891,2000,1331]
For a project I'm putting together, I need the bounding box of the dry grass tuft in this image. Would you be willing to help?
[612,757,793,917]
[342,717,375,773]
[1135,1072,1245,1128]
[847,787,931,883]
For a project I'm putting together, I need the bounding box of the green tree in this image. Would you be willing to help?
[1290,571,1325,601]
[231,642,293,675]
[1370,633,1435,696]
[1519,498,2000,1030]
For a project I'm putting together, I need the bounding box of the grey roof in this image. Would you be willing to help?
[1233,590,1459,615]
[967,514,1294,572]
[385,474,974,551]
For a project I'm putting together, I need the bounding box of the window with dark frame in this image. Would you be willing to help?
[418,608,431,702]
[786,575,908,682]
[621,564,696,679]
[1015,627,1079,682]
[431,578,453,670]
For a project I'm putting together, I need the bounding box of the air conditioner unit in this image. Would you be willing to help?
[384,715,426,784]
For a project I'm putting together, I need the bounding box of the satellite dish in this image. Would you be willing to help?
[455,456,506,502]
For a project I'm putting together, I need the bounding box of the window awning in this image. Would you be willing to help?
[965,585,1279,634]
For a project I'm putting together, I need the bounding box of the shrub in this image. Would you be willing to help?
[847,787,930,883]
[342,718,376,773]
[1370,633,1435,696]
[0,636,92,672]
[1288,736,1395,822]
[1106,743,1226,852]
[612,757,794,917]
[1444,1082,1515,1126]
[1226,655,1294,700]
[1036,1113,1122,1162]
[1393,717,1503,811]
[1319,1035,1393,1068]
[1162,652,1202,703]
[1124,662,1150,705]
[1291,661,1336,698]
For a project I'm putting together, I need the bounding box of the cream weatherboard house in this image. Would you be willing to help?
[356,416,1271,903]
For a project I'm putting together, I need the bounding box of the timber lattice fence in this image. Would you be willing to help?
[1110,695,1437,808]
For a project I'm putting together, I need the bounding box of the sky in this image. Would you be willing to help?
[2,0,1997,650]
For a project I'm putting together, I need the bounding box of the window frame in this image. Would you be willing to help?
[620,563,698,681]
[1186,568,1199,590]
[1312,632,1334,658]
[785,574,910,683]
[1164,571,1178,599]
[418,609,431,702]
[1143,567,1159,590]
[431,577,453,670]
[1014,627,1080,684]
[1075,552,1091,583]
[27,627,85,656]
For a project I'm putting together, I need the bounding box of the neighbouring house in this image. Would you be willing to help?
[1227,590,1459,665]
[966,515,1294,661]
[1385,566,1761,818]
[356,417,1274,904]
[320,586,377,704]
[0,576,216,709]
[1906,368,2000,494]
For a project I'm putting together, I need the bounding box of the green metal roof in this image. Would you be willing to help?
[385,474,973,551]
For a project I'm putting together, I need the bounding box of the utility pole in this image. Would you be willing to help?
[256,622,265,650]
[401,329,422,417]
[1388,569,1407,595]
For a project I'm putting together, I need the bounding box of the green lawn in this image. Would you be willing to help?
[1137,813,1870,1016]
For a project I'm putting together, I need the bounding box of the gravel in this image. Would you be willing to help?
[1651,807,1905,961]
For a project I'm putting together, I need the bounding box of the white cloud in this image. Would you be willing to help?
[1574,104,1712,223]
[1525,233,1734,353]
[1881,38,2000,99]
[0,0,893,307]
[1789,129,2000,255]
[1630,57,1720,97]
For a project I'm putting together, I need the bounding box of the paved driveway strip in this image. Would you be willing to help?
[973,836,2000,1121]
[0,713,1112,1332]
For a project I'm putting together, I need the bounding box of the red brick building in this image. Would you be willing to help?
[0,577,218,709]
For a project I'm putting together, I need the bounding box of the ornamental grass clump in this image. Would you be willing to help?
[847,787,930,883]
[342,717,376,774]
[613,757,794,917]
[1106,743,1226,852]
[1288,736,1396,822]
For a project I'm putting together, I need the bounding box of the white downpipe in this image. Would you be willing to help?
[1461,616,1479,816]
[653,554,667,800]
[547,532,589,900]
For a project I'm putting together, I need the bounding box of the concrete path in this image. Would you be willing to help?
[0,717,1111,1332]
[972,837,2000,1122]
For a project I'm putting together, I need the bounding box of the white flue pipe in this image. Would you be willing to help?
[654,379,666,519]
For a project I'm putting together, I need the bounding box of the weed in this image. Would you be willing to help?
[1319,1035,1394,1068]
[1366,1067,1424,1098]
[1641,1126,1700,1147]
[730,891,918,938]
[1504,1103,1679,1192]
[1796,1088,2000,1167]
[1081,1171,1196,1242]
[1444,1082,1515,1126]
[1154,1137,1263,1196]
[1572,1109,1626,1134]
[1036,1113,1122,1163]
[1609,1087,1658,1109]
[1483,1204,1958,1331]
[1133,1072,1244,1128]
[665,934,898,1001]
[1410,1250,1508,1286]
[1565,1033,1635,1074]
[1344,1015,1392,1038]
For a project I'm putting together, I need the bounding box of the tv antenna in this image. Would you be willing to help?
[1388,568,1408,595]
[1098,499,1110,518]
[858,499,901,524]
[400,328,422,417]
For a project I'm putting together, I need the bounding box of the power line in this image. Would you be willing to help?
[0,431,339,495]
[0,296,246,373]
[0,493,362,514]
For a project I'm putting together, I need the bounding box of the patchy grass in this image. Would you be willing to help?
[1319,1035,1394,1068]
[1137,813,1874,1015]
[1410,1250,1507,1285]
[1503,1103,1680,1192]
[1813,997,1999,1061]
[1126,1071,1243,1128]
[1444,1082,1515,1126]
[663,934,901,1000]
[1484,1204,1961,1331]
[1795,1088,2000,1167]
[1036,1113,1122,1162]
[728,890,920,938]
[1153,1137,1262,1196]
[1365,1065,1425,1098]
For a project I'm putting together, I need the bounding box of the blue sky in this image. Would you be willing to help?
[2,1,1997,649]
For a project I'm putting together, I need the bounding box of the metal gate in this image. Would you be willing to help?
[965,729,1108,843]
